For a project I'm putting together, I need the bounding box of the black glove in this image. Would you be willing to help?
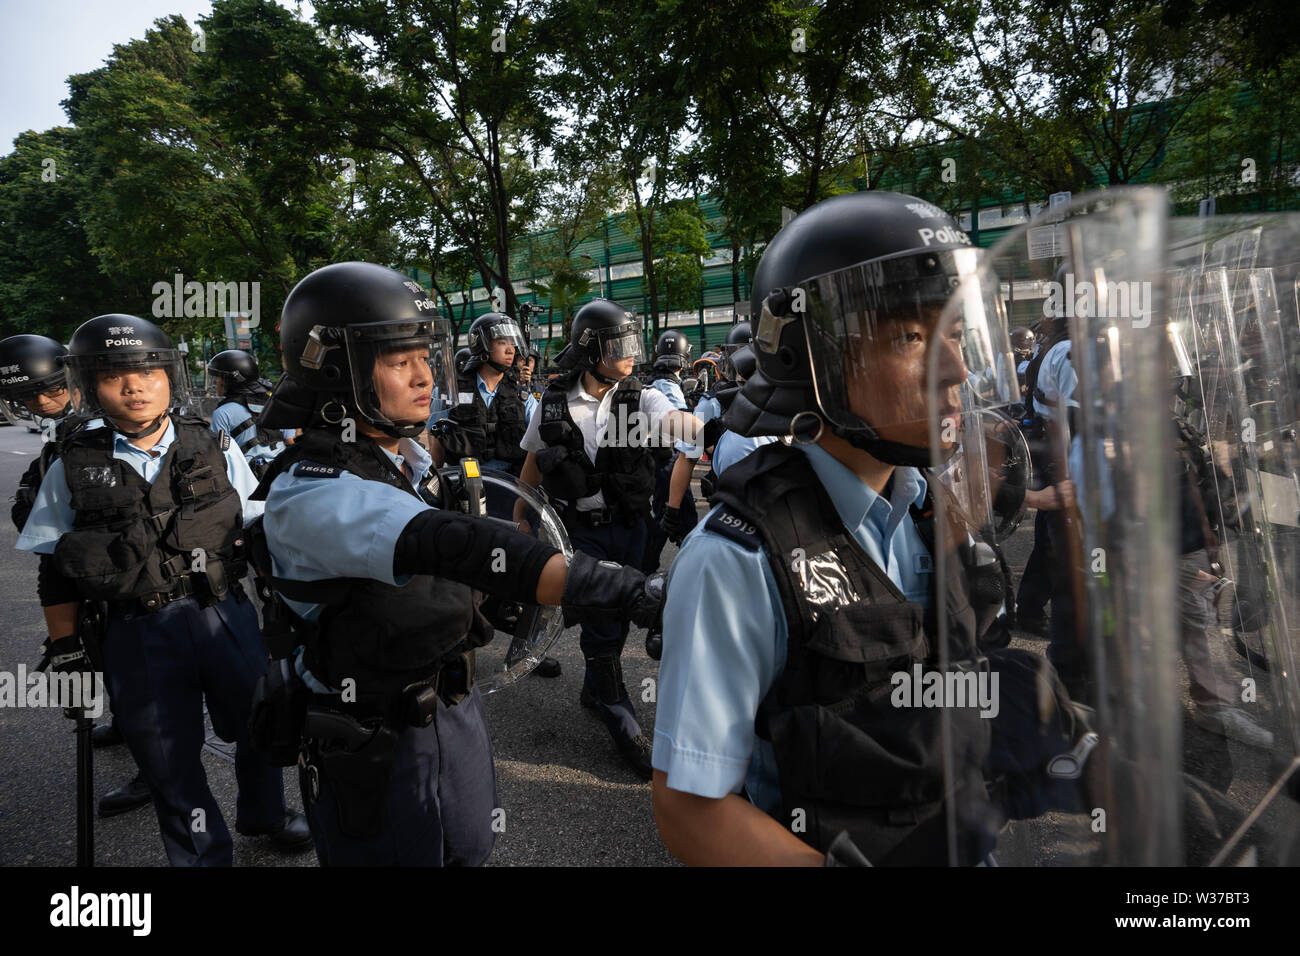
[38,634,90,675]
[561,551,665,629]
[659,505,684,544]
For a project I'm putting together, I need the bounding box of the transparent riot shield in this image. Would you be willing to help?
[931,187,1183,865]
[456,468,573,695]
[1167,217,1300,865]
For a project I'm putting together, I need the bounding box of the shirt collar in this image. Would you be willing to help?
[798,442,927,537]
[112,417,176,458]
[380,436,433,485]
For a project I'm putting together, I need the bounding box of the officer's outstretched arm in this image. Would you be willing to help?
[392,509,661,627]
[652,771,824,866]
[660,410,702,447]
[667,452,693,509]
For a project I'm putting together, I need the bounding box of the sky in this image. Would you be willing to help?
[0,0,312,153]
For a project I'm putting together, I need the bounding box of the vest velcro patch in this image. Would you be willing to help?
[294,461,343,479]
[704,507,761,551]
[542,400,566,423]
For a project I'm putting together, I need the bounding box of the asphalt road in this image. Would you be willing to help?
[0,423,1294,867]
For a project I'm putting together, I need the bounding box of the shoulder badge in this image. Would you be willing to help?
[294,460,343,479]
[704,507,762,552]
[219,431,231,451]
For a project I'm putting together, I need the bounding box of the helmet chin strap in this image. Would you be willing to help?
[112,411,169,441]
[831,422,950,469]
[372,420,427,440]
[589,362,622,386]
[485,358,513,374]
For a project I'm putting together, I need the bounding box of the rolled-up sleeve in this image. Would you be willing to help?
[14,458,74,555]
[652,521,785,798]
[263,469,432,586]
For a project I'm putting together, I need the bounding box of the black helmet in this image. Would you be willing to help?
[653,330,692,371]
[0,334,71,423]
[1010,327,1036,358]
[731,344,757,383]
[454,348,474,375]
[206,349,262,393]
[730,191,985,465]
[268,262,455,438]
[467,312,526,373]
[723,321,752,353]
[557,298,643,382]
[66,314,186,434]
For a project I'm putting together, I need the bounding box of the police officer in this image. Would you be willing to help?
[253,263,662,865]
[651,193,1090,864]
[206,349,287,478]
[15,314,309,865]
[0,333,155,818]
[641,329,699,573]
[518,298,701,779]
[1011,326,1036,396]
[430,313,536,476]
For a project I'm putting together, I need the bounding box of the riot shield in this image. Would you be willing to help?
[453,468,573,695]
[931,187,1183,865]
[1168,216,1300,865]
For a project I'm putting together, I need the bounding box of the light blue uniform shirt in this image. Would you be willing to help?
[429,372,539,471]
[1036,340,1078,424]
[649,375,696,457]
[261,436,437,694]
[210,399,286,463]
[711,431,777,477]
[15,418,264,555]
[651,443,932,812]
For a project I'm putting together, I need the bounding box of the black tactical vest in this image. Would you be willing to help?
[535,372,656,522]
[54,416,244,606]
[445,369,527,466]
[11,414,86,532]
[217,396,283,455]
[253,428,490,699]
[711,442,1001,865]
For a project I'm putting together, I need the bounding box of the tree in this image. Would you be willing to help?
[0,128,127,340]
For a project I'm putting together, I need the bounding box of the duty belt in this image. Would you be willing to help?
[565,505,632,529]
[315,650,478,728]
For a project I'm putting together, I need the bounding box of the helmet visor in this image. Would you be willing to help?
[781,246,1012,440]
[484,319,527,355]
[344,317,456,427]
[596,319,644,363]
[65,349,187,418]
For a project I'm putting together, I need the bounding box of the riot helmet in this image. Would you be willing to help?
[206,349,264,396]
[467,312,527,373]
[269,261,455,439]
[1010,327,1036,362]
[723,321,752,353]
[731,344,757,383]
[653,330,692,372]
[556,298,643,383]
[65,314,187,438]
[733,191,999,465]
[454,347,474,375]
[0,334,72,424]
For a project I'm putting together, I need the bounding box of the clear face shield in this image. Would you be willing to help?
[789,246,1009,454]
[926,188,1184,866]
[591,318,644,367]
[1168,214,1300,865]
[485,319,527,357]
[66,349,188,420]
[343,317,456,428]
